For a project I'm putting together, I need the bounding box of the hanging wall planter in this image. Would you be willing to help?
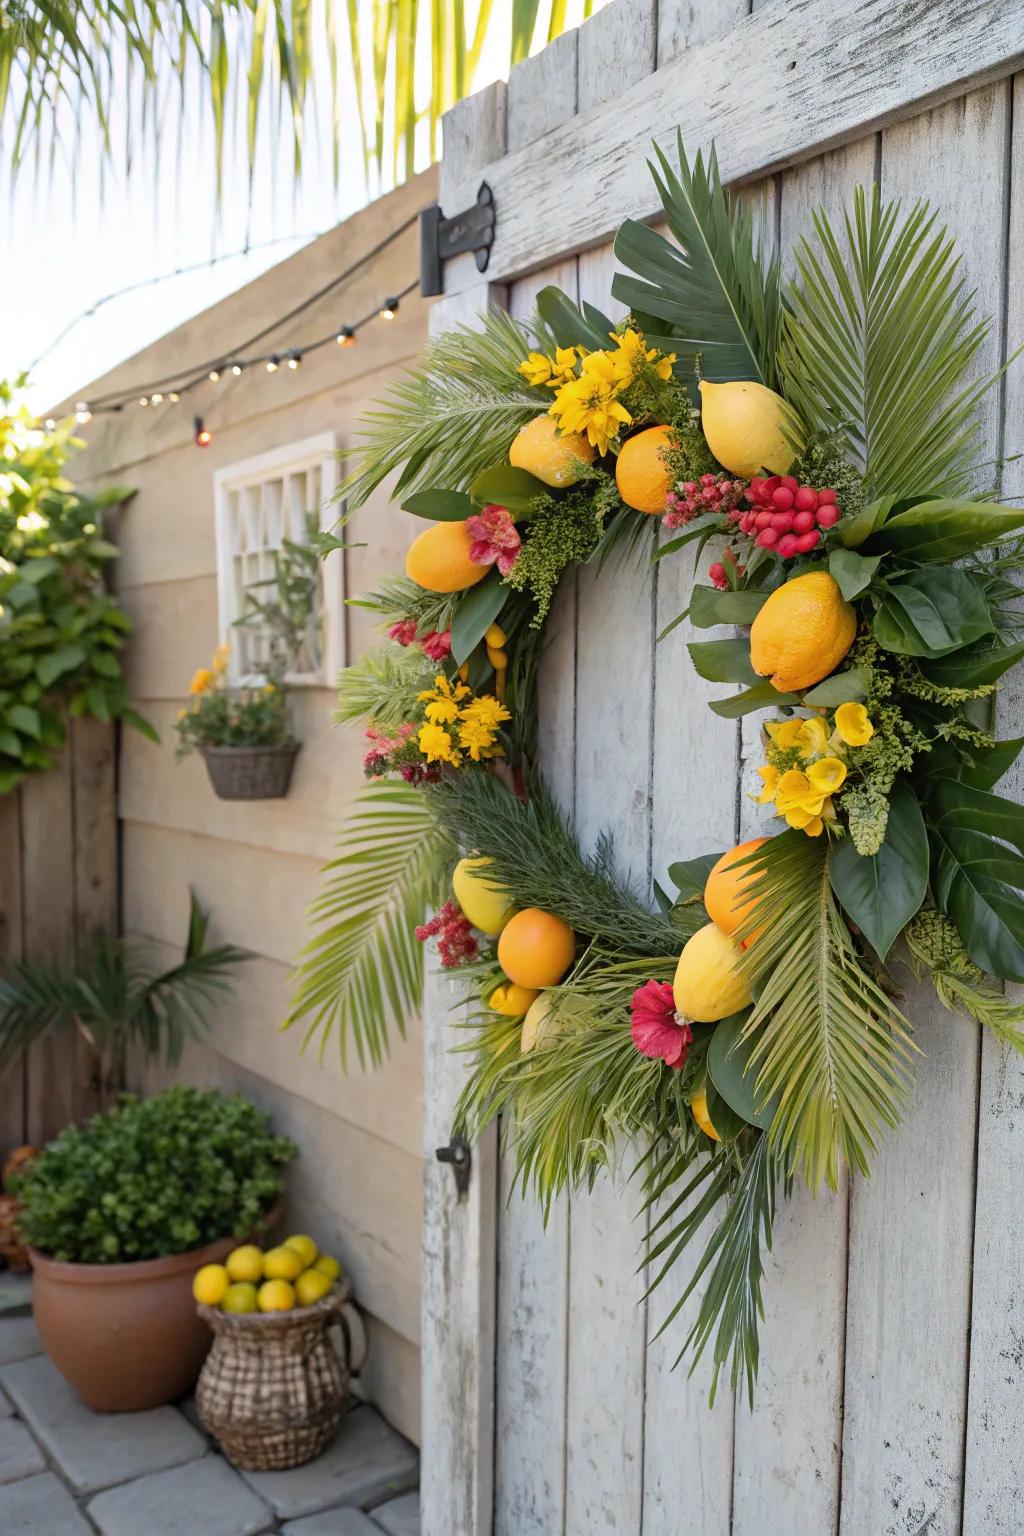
[200,741,301,801]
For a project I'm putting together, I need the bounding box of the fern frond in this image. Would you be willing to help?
[285,782,454,1070]
[334,644,434,729]
[342,310,547,510]
[779,186,995,500]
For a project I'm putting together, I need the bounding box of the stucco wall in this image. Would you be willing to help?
[61,170,436,1443]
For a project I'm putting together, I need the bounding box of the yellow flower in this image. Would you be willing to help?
[654,351,677,381]
[418,722,458,764]
[774,769,826,818]
[755,764,780,804]
[189,668,214,695]
[835,702,874,747]
[418,674,470,706]
[212,643,231,674]
[766,718,805,751]
[806,756,848,795]
[457,718,499,761]
[460,694,510,732]
[519,352,553,387]
[784,807,826,836]
[548,352,633,457]
[796,716,830,759]
[424,696,461,725]
[550,346,579,385]
[176,707,188,721]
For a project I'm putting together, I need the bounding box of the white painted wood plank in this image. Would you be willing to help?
[578,0,656,111]
[442,0,1024,293]
[839,85,1011,1536]
[507,30,579,152]
[657,0,747,68]
[961,69,1024,1536]
[493,262,579,1536]
[731,143,877,1536]
[562,245,651,1536]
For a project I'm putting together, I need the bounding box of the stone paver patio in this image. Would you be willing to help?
[0,1289,419,1536]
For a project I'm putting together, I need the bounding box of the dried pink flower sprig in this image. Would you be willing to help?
[416,900,478,968]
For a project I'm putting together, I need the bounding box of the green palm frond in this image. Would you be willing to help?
[736,831,915,1191]
[342,310,546,512]
[779,186,997,500]
[285,781,454,1070]
[612,139,782,388]
[334,644,434,730]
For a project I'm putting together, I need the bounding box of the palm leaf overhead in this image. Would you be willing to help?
[612,139,782,388]
[779,186,996,501]
[342,310,546,511]
[285,781,453,1070]
[736,832,915,1191]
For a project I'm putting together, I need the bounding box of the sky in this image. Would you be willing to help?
[1,0,600,413]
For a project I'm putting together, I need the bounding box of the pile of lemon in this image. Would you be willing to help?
[192,1233,343,1314]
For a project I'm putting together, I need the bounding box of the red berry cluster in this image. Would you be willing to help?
[736,476,841,559]
[708,548,746,591]
[415,900,478,968]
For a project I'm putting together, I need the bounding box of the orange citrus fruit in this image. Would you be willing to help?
[749,571,856,693]
[615,425,676,514]
[497,908,575,988]
[509,417,595,487]
[405,521,488,594]
[704,838,768,944]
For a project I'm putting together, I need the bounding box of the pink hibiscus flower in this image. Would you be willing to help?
[630,979,693,1069]
[466,503,521,577]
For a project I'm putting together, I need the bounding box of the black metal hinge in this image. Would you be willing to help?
[435,1134,472,1198]
[419,182,495,298]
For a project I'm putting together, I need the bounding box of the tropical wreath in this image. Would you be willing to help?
[286,142,1024,1402]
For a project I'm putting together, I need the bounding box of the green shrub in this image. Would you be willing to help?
[14,1087,296,1263]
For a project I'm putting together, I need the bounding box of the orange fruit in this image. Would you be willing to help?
[704,838,768,944]
[405,521,488,594]
[509,417,595,487]
[497,908,575,989]
[615,425,676,514]
[750,571,856,693]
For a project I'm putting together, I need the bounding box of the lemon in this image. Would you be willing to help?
[295,1268,334,1307]
[673,923,752,1023]
[192,1263,230,1306]
[488,980,540,1017]
[405,521,488,594]
[283,1234,319,1268]
[749,571,857,693]
[698,380,795,478]
[520,992,555,1054]
[691,1085,721,1142]
[314,1254,342,1282]
[262,1245,304,1282]
[225,1244,264,1284]
[452,857,515,936]
[222,1282,259,1314]
[258,1278,296,1312]
[615,425,675,514]
[509,417,595,487]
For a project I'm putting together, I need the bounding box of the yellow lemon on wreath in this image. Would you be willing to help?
[520,992,555,1054]
[314,1254,342,1282]
[192,1263,230,1306]
[295,1268,334,1308]
[488,980,539,1017]
[691,1084,721,1142]
[452,857,515,935]
[498,907,576,988]
[704,838,768,945]
[698,379,794,478]
[750,571,857,693]
[222,1281,259,1314]
[225,1245,264,1284]
[615,425,676,514]
[405,521,488,594]
[509,416,595,487]
[258,1278,296,1312]
[673,923,752,1022]
[283,1234,319,1268]
[262,1245,304,1282]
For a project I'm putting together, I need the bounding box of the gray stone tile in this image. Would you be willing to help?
[371,1490,420,1536]
[0,1416,45,1483]
[0,1314,42,1363]
[0,1272,33,1314]
[283,1511,382,1536]
[88,1453,272,1536]
[4,1472,93,1536]
[242,1406,419,1519]
[0,1355,206,1495]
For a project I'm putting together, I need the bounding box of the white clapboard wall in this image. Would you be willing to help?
[420,4,1024,1533]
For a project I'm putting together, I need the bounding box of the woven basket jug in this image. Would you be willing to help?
[196,1287,358,1471]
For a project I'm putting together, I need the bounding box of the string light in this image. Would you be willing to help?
[286,352,301,370]
[74,402,92,423]
[266,356,279,373]
[139,396,149,406]
[194,417,212,448]
[379,296,399,320]
[168,392,180,403]
[231,363,243,376]
[208,368,222,383]
[151,392,164,405]
[44,418,56,430]
[336,327,356,348]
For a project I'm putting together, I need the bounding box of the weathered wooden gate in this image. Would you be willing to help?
[421,3,1024,1532]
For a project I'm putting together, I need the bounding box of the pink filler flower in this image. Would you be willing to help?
[630,979,693,1069]
[420,629,452,661]
[466,503,521,577]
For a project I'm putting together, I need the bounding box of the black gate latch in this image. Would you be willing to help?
[435,1134,472,1198]
[419,182,495,298]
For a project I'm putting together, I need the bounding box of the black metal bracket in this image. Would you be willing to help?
[419,182,495,298]
[435,1134,472,1198]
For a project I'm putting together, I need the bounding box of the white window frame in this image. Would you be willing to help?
[213,432,344,687]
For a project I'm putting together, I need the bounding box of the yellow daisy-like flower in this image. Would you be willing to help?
[797,716,830,759]
[457,718,499,761]
[189,667,214,695]
[834,702,874,747]
[418,722,458,764]
[550,346,580,385]
[806,756,848,795]
[766,718,805,752]
[548,351,633,456]
[755,764,780,804]
[418,674,470,706]
[212,643,231,673]
[460,694,510,732]
[424,696,460,725]
[519,352,553,388]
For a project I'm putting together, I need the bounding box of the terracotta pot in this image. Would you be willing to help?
[29,1204,281,1413]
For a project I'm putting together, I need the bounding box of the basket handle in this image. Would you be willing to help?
[335,1299,368,1375]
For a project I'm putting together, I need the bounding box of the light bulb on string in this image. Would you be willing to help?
[287,352,301,371]
[194,417,212,448]
[151,393,163,405]
[208,368,222,383]
[231,363,243,376]
[336,327,356,348]
[379,297,399,321]
[266,357,279,373]
[139,397,150,407]
[74,401,92,424]
[44,418,56,430]
[168,392,180,403]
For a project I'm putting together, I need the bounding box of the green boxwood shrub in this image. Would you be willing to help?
[14,1087,296,1263]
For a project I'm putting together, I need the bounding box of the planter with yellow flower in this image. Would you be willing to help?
[175,645,300,800]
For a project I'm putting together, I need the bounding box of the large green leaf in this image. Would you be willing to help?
[449,574,508,666]
[470,464,548,512]
[828,548,880,601]
[611,139,782,388]
[920,635,1024,690]
[710,682,800,718]
[864,500,1024,562]
[667,853,721,903]
[708,1014,780,1131]
[828,780,929,958]
[686,639,760,684]
[535,286,615,352]
[400,489,473,521]
[872,568,993,658]
[929,778,1024,981]
[689,584,770,628]
[801,669,870,706]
